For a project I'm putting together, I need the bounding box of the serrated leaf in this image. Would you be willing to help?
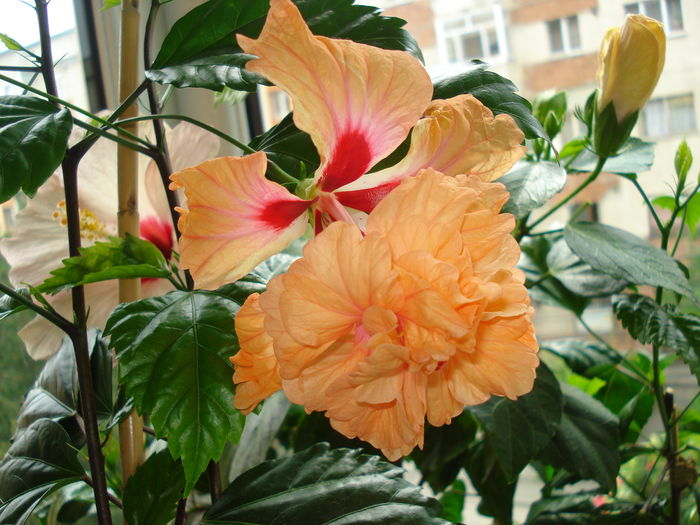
[39,234,171,294]
[123,450,185,525]
[538,384,620,491]
[0,420,84,524]
[564,221,696,299]
[570,138,654,174]
[215,252,297,304]
[203,443,449,524]
[0,95,72,202]
[105,289,245,494]
[433,61,544,139]
[542,339,621,377]
[612,293,700,384]
[472,363,562,480]
[546,238,628,297]
[147,0,421,92]
[500,161,567,218]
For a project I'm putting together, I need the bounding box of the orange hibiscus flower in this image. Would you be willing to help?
[170,0,525,290]
[231,170,539,460]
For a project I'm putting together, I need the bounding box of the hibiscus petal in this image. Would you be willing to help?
[238,0,432,192]
[231,293,281,414]
[170,152,312,289]
[336,95,526,207]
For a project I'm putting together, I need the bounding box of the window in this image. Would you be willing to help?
[624,0,684,33]
[642,94,697,137]
[438,6,507,65]
[546,15,581,54]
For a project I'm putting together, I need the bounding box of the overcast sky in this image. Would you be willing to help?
[1,0,76,48]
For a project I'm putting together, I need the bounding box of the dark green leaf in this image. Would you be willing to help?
[570,138,654,174]
[538,385,620,491]
[203,443,448,524]
[215,252,297,304]
[526,492,596,524]
[438,480,465,523]
[500,161,567,218]
[472,363,562,480]
[464,440,515,525]
[612,294,700,384]
[147,0,421,92]
[411,413,477,493]
[546,238,628,297]
[564,221,696,299]
[105,289,245,494]
[520,235,590,315]
[0,95,72,202]
[39,234,170,294]
[123,450,185,525]
[433,62,544,139]
[542,339,620,377]
[674,139,692,182]
[0,420,84,524]
[90,335,113,421]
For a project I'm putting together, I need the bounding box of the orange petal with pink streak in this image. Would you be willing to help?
[170,152,311,289]
[335,95,525,212]
[238,0,432,192]
[231,293,281,415]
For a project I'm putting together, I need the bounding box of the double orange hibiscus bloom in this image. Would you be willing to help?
[170,0,539,459]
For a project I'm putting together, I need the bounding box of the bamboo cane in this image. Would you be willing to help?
[117,0,144,487]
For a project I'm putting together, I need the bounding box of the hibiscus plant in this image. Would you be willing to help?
[0,1,698,524]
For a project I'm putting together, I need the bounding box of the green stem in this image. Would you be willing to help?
[0,281,72,332]
[115,114,299,185]
[72,119,152,156]
[528,156,607,231]
[0,73,151,148]
[0,65,41,72]
[670,390,700,427]
[629,177,664,233]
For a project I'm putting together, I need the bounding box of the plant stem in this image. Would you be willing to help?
[174,499,187,525]
[207,460,221,503]
[115,114,299,185]
[35,3,113,524]
[82,475,123,509]
[0,282,72,332]
[629,177,665,233]
[0,73,151,148]
[664,391,681,525]
[0,65,41,72]
[528,156,607,231]
[117,0,145,494]
[73,119,152,155]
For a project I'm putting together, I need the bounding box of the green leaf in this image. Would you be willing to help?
[612,293,700,384]
[559,138,586,160]
[674,139,693,182]
[39,234,171,294]
[683,192,700,235]
[215,252,297,304]
[652,195,675,211]
[464,440,515,525]
[0,34,29,53]
[564,221,696,299]
[0,95,72,202]
[520,235,590,315]
[411,413,477,493]
[203,443,449,524]
[538,384,620,491]
[438,480,465,523]
[105,289,245,494]
[500,161,567,218]
[90,335,114,421]
[472,363,563,481]
[542,339,620,377]
[570,138,654,174]
[147,0,421,92]
[546,238,628,297]
[0,419,84,524]
[433,61,544,139]
[123,450,185,525]
[533,91,567,140]
[100,0,121,10]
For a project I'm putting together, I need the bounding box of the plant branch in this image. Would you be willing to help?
[528,156,607,231]
[72,119,152,156]
[0,282,72,333]
[0,65,41,72]
[115,114,299,185]
[175,499,187,525]
[628,177,665,233]
[82,475,123,509]
[35,2,113,524]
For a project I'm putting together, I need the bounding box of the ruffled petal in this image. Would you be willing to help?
[170,152,312,289]
[238,0,432,192]
[336,95,525,211]
[231,293,281,414]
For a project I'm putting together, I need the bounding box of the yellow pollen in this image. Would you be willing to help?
[52,201,108,242]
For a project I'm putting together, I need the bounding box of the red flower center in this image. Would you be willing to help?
[140,216,174,261]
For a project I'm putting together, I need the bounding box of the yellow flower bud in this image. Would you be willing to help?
[597,14,666,122]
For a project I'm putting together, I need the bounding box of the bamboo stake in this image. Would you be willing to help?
[117,0,144,487]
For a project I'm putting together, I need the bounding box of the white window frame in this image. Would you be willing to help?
[642,94,697,138]
[435,5,508,67]
[546,15,581,56]
[624,0,684,35]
